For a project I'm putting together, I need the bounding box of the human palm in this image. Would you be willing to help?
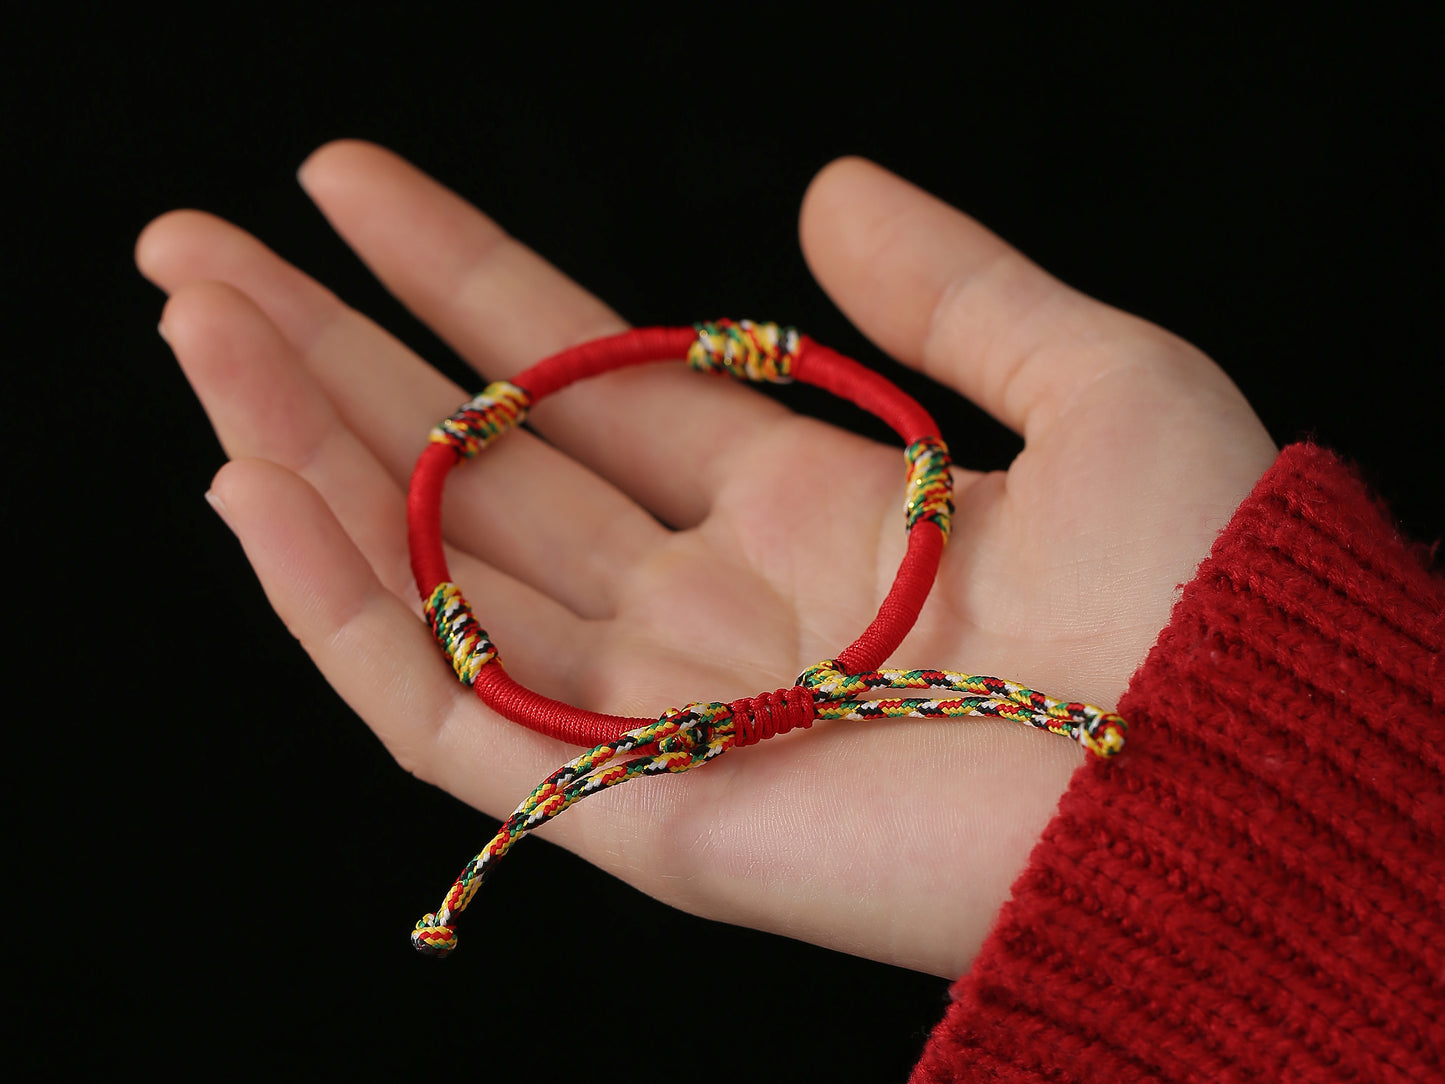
[138,142,1276,978]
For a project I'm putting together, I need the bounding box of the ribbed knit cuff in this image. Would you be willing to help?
[912,444,1444,1083]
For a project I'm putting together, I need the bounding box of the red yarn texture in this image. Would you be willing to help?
[911,444,1444,1083]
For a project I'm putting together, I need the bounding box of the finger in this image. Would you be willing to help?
[162,280,413,599]
[136,209,457,474]
[207,458,595,813]
[295,139,792,527]
[798,157,1207,441]
[141,218,665,618]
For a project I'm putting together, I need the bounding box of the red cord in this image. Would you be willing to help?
[408,325,948,747]
[792,337,938,445]
[408,442,458,594]
[836,525,943,674]
[518,326,696,399]
[474,665,643,746]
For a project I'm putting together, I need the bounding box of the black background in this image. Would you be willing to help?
[10,9,1440,1081]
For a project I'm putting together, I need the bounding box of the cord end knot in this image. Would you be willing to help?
[412,913,459,957]
[1080,712,1128,758]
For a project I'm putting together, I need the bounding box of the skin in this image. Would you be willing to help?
[136,142,1277,978]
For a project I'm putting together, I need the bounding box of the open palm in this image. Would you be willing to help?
[138,142,1276,978]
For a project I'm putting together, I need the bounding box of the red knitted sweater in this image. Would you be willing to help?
[911,444,1444,1083]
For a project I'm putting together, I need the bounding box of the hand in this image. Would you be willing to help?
[136,142,1276,978]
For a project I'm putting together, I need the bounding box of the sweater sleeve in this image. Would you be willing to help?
[911,444,1444,1084]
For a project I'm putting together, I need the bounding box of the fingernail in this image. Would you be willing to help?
[205,490,237,536]
[296,154,316,193]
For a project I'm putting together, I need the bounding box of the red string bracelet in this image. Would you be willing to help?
[408,320,1126,957]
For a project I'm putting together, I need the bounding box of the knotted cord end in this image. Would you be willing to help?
[412,913,459,958]
[1079,712,1128,758]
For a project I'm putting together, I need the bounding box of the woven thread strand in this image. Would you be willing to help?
[799,661,1127,757]
[423,582,498,684]
[904,435,954,540]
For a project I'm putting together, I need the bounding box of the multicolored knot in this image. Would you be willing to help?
[688,319,799,383]
[429,380,531,458]
[904,436,954,540]
[423,582,498,684]
[412,661,1124,956]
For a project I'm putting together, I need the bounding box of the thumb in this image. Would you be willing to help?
[799,156,1212,443]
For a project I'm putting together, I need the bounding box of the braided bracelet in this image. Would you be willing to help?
[408,319,1127,957]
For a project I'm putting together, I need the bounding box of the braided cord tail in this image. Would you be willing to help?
[412,668,1122,957]
[800,662,1128,757]
[412,689,817,956]
[412,704,736,957]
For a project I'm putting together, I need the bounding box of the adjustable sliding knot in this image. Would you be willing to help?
[729,686,815,747]
[688,319,799,383]
[656,688,817,757]
[904,436,954,539]
[430,380,531,457]
[424,582,498,684]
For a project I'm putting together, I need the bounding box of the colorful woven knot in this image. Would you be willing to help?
[688,319,799,383]
[429,380,531,457]
[903,436,954,539]
[424,582,498,684]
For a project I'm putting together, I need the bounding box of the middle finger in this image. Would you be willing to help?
[295,139,794,529]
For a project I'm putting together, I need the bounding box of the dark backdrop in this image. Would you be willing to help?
[10,10,1439,1080]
